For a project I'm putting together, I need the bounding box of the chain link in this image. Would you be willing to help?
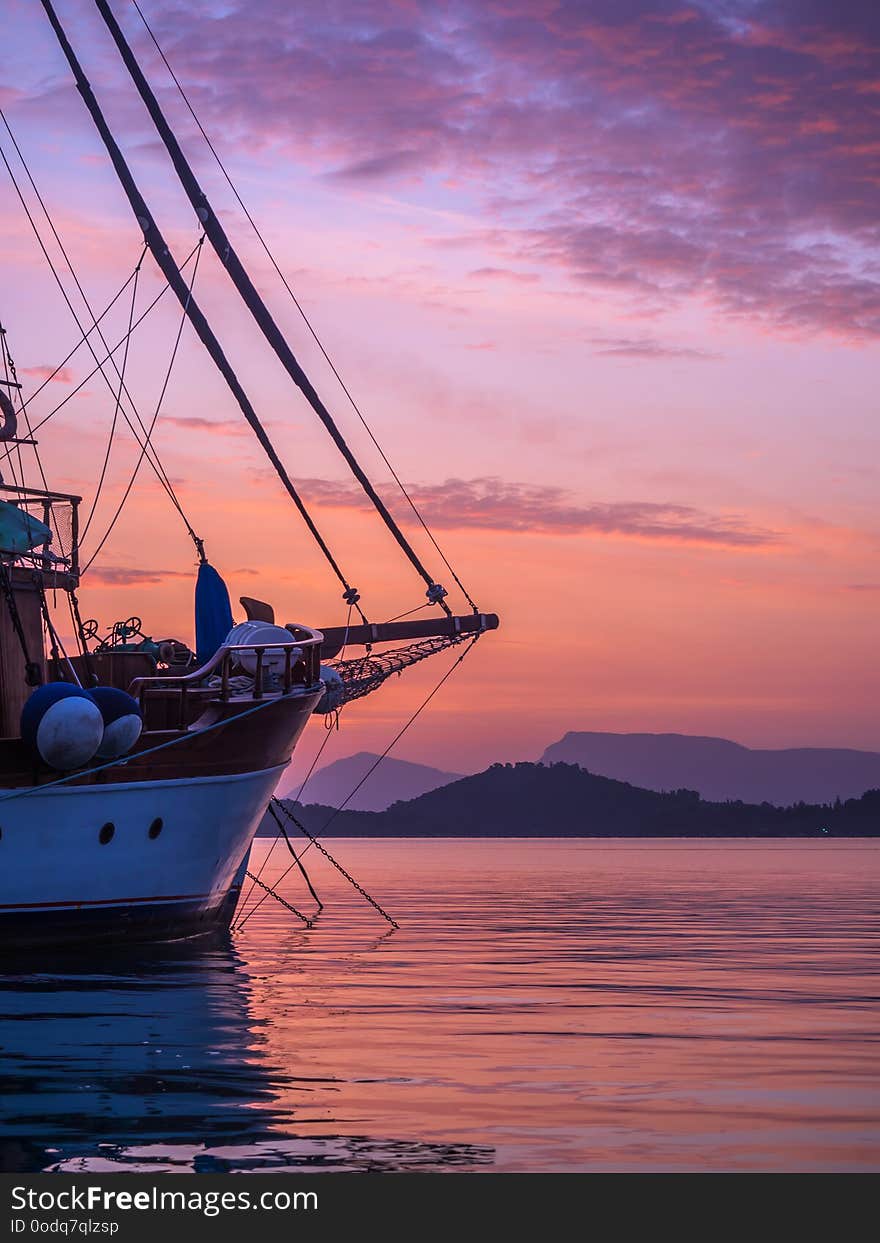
[272,798,400,930]
[240,869,312,927]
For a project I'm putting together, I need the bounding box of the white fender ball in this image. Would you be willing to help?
[312,664,344,714]
[89,686,144,759]
[21,682,104,771]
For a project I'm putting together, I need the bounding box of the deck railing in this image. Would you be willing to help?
[128,626,323,729]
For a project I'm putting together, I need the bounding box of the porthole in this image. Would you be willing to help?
[148,817,164,840]
[99,822,115,845]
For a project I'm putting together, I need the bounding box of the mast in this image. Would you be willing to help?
[92,0,452,616]
[39,0,364,618]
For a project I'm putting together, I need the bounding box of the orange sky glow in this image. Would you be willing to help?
[2,0,878,773]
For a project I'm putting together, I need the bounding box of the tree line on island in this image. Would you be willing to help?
[266,761,880,837]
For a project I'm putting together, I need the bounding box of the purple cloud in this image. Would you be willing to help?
[78,0,879,340]
[589,336,720,360]
[294,475,777,547]
[326,148,426,180]
[9,1,878,340]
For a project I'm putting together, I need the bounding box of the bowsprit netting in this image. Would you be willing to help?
[332,634,471,707]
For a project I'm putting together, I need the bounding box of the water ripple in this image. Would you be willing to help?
[1,839,877,1171]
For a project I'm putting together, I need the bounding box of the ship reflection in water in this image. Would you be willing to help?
[1,839,878,1173]
[0,938,490,1174]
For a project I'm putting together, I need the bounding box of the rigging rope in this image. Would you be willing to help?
[0,325,25,491]
[131,0,479,614]
[317,632,481,833]
[81,234,206,574]
[18,239,202,445]
[234,717,336,922]
[266,803,324,910]
[4,331,50,495]
[235,633,481,928]
[37,579,80,685]
[1,323,79,599]
[98,0,454,615]
[0,111,201,552]
[333,633,472,707]
[79,245,147,544]
[0,111,176,499]
[40,1,367,622]
[257,801,399,931]
[0,561,42,687]
[383,602,431,624]
[14,258,145,413]
[234,599,351,918]
[0,323,42,496]
[234,803,323,932]
[67,585,97,686]
[0,692,283,805]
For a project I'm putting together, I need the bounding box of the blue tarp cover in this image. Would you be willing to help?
[195,561,233,666]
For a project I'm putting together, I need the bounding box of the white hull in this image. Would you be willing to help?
[0,764,286,946]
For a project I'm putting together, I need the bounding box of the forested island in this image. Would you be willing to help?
[263,762,880,837]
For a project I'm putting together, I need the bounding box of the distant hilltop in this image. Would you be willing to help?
[280,731,880,814]
[276,750,461,812]
[261,761,880,838]
[542,732,880,807]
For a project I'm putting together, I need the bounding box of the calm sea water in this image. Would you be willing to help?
[1,839,878,1173]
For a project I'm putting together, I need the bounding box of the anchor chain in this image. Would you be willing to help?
[241,869,312,927]
[271,798,400,930]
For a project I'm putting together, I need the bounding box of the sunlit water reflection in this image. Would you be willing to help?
[1,839,878,1172]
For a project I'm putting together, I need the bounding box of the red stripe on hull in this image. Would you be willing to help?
[0,891,213,911]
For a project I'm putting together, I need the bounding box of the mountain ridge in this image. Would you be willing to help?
[259,761,880,838]
[276,750,461,812]
[541,731,880,805]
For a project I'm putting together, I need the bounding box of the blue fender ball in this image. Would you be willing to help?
[89,686,144,759]
[21,682,104,770]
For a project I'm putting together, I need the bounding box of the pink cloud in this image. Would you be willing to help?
[469,267,539,284]
[589,336,720,360]
[84,565,193,586]
[161,415,249,437]
[21,364,75,384]
[293,475,777,547]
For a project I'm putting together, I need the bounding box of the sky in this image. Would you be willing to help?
[1,0,878,773]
